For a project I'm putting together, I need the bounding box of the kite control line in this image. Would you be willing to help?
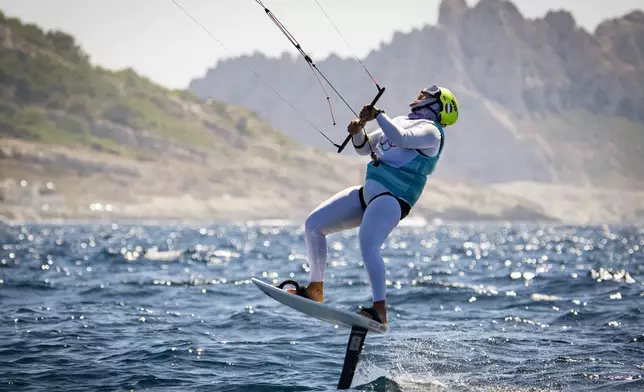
[254,0,384,157]
[172,0,385,159]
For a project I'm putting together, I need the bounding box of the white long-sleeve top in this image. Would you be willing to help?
[351,112,443,167]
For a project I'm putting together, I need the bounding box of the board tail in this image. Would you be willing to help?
[337,326,369,389]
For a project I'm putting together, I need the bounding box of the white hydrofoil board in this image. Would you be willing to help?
[251,278,389,334]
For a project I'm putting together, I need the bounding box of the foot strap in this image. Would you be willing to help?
[277,280,309,299]
[359,307,383,324]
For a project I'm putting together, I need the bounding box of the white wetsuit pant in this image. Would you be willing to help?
[304,179,404,302]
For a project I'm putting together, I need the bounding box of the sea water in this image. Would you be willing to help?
[1,221,642,391]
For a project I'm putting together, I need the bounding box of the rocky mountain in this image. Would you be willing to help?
[189,0,644,189]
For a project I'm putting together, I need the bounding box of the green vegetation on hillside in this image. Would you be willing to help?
[0,11,295,156]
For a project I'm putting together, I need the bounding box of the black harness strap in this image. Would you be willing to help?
[358,187,411,220]
[358,187,368,211]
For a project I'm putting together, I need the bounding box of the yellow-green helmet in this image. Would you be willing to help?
[409,85,459,127]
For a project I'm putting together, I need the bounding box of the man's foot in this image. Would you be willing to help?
[287,281,324,303]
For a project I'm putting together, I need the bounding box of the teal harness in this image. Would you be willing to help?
[363,121,445,216]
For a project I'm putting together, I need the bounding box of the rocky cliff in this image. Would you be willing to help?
[189,0,644,189]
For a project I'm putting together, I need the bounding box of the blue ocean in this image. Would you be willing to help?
[1,221,642,391]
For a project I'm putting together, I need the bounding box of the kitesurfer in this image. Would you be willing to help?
[284,85,459,326]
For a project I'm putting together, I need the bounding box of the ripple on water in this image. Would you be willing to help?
[0,222,643,391]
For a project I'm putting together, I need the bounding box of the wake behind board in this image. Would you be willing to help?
[251,278,388,334]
